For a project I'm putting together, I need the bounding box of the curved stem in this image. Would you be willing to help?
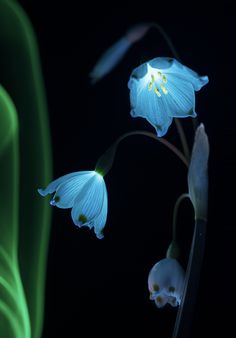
[172,193,190,241]
[174,118,190,160]
[95,130,189,176]
[172,219,207,338]
[117,131,189,167]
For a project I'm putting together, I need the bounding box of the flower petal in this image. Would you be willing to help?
[164,76,196,118]
[128,62,148,81]
[168,295,179,307]
[148,258,185,298]
[154,294,169,308]
[129,75,173,136]
[92,184,108,239]
[52,171,95,209]
[71,174,107,232]
[149,57,174,70]
[164,59,209,91]
[37,172,83,197]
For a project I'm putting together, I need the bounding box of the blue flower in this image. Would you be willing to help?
[128,57,209,137]
[148,258,185,308]
[38,171,108,239]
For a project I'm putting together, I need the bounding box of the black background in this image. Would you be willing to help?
[17,1,236,337]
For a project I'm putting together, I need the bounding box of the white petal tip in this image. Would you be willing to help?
[38,188,47,196]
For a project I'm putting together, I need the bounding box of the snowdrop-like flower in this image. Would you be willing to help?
[148,258,185,308]
[128,57,209,137]
[38,171,108,239]
[188,123,209,220]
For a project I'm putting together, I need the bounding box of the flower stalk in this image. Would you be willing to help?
[95,130,189,176]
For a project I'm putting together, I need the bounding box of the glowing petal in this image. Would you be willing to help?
[38,172,80,196]
[50,171,95,209]
[129,74,173,137]
[93,184,108,239]
[148,258,185,308]
[71,174,106,226]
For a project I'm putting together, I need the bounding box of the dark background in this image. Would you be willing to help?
[18,1,236,337]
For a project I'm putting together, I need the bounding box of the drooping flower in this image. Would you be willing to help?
[148,258,185,308]
[128,57,209,137]
[38,171,108,239]
[188,123,209,220]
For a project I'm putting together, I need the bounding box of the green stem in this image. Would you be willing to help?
[172,193,190,241]
[172,219,207,338]
[95,130,189,176]
[174,118,190,160]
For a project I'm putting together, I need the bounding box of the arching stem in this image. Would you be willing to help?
[172,193,190,241]
[95,130,189,176]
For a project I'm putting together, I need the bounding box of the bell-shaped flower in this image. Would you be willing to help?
[188,123,209,220]
[148,258,185,308]
[38,170,108,239]
[128,57,209,137]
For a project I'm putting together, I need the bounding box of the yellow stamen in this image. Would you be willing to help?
[148,82,153,91]
[154,86,161,97]
[160,84,168,94]
[162,75,167,83]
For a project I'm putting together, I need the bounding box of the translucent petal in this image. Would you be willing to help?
[93,184,108,239]
[168,296,179,307]
[128,63,148,81]
[129,76,173,136]
[149,57,174,70]
[37,171,84,197]
[71,174,107,233]
[154,294,169,308]
[164,59,209,91]
[52,171,95,209]
[164,76,197,118]
[148,258,185,296]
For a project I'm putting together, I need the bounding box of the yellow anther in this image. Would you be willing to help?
[151,74,155,82]
[160,84,168,94]
[162,75,167,83]
[154,86,161,97]
[157,71,162,77]
[148,82,153,91]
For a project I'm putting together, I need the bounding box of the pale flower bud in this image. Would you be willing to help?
[188,123,209,220]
